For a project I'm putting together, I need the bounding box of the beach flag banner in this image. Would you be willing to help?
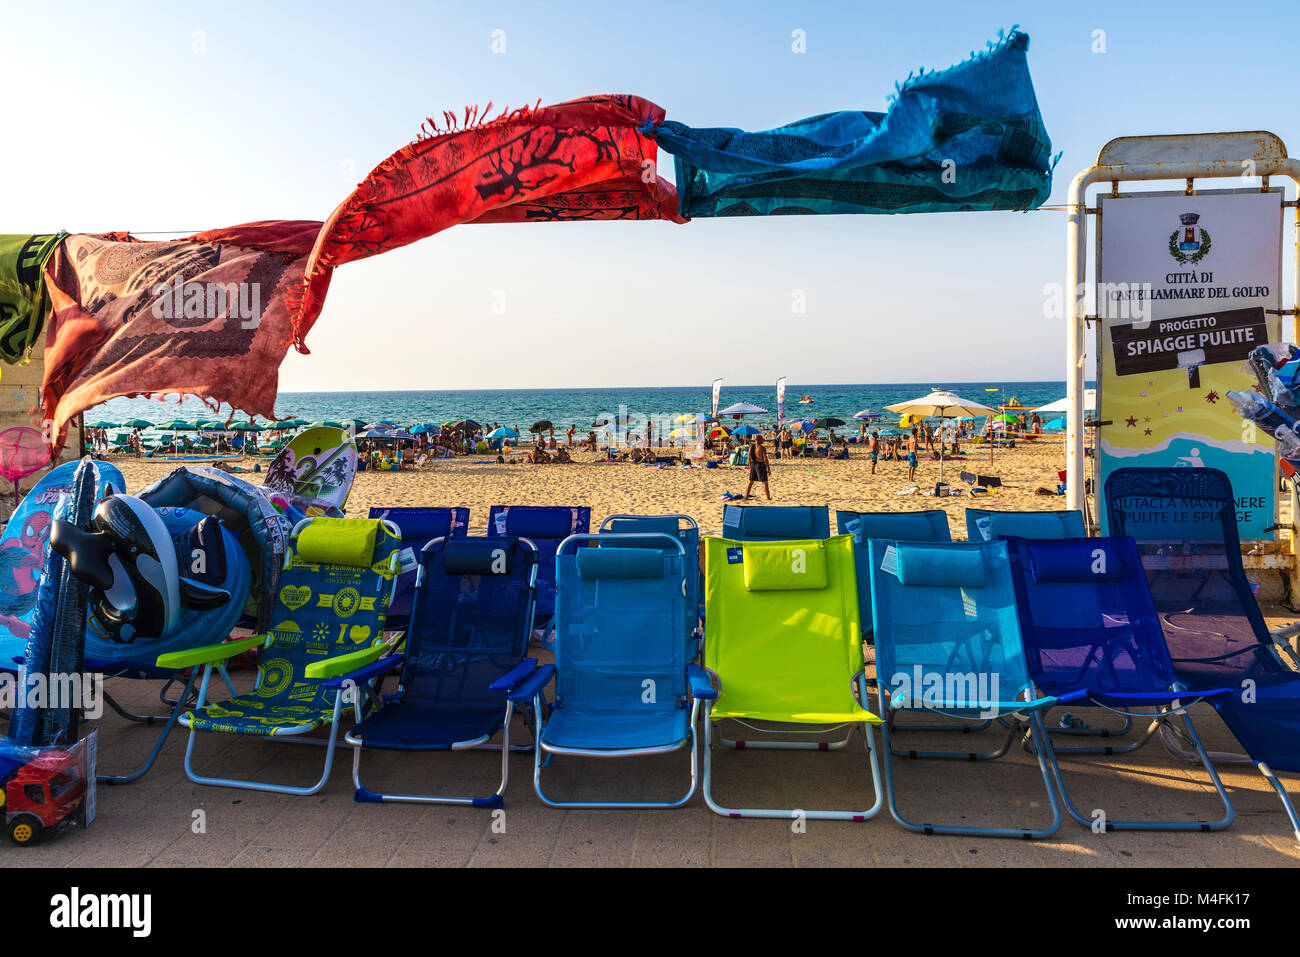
[776,377,786,428]
[1096,189,1284,537]
[647,29,1055,219]
[712,379,723,419]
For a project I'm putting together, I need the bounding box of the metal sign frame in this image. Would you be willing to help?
[1066,131,1300,575]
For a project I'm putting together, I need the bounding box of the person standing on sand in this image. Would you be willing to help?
[907,428,919,482]
[745,435,771,500]
[868,431,880,474]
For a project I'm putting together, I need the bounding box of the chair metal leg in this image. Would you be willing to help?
[98,669,201,785]
[180,667,346,796]
[701,681,883,821]
[349,702,518,808]
[1031,709,1234,832]
[880,707,1062,839]
[1257,762,1300,844]
[532,698,701,809]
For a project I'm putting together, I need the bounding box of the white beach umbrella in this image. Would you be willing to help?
[885,390,995,481]
[1031,389,1097,415]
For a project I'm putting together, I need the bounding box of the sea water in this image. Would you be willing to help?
[90,381,1081,432]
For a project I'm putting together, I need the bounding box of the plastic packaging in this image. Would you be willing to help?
[1227,390,1297,435]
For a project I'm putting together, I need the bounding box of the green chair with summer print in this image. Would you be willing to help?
[161,516,402,795]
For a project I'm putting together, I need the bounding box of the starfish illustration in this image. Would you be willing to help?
[1144,428,1152,436]
[1205,390,1219,403]
[1125,415,1138,427]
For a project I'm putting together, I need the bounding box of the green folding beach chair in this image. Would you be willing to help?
[700,535,883,820]
[163,516,401,795]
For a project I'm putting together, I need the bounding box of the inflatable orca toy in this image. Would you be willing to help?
[49,495,229,643]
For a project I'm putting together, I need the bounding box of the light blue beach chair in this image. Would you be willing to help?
[165,517,401,795]
[509,532,708,808]
[836,508,950,637]
[869,538,1064,838]
[965,507,1085,542]
[600,514,701,656]
[720,504,830,541]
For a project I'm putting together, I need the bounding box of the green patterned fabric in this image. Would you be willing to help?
[183,519,399,736]
[0,233,65,364]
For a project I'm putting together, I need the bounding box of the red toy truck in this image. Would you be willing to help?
[0,732,95,846]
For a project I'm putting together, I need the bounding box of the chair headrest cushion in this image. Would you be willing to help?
[577,547,664,580]
[1028,540,1123,583]
[442,538,517,576]
[296,518,379,567]
[896,546,986,588]
[733,507,817,539]
[848,511,942,543]
[742,541,828,591]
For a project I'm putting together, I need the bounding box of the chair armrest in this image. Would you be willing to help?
[488,658,538,694]
[305,642,387,681]
[506,663,555,703]
[320,654,405,691]
[1054,689,1091,706]
[155,634,267,670]
[687,664,717,700]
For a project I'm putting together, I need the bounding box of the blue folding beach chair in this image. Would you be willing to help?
[869,538,1063,838]
[509,531,708,808]
[1107,467,1300,841]
[344,536,541,807]
[368,506,470,631]
[164,517,401,795]
[965,507,1085,542]
[720,504,830,541]
[836,509,950,637]
[488,505,590,622]
[600,514,701,655]
[1005,535,1234,831]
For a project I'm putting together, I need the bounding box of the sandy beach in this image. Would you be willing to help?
[109,436,1073,540]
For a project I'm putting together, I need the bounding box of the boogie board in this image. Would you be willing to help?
[263,427,357,515]
[0,459,123,668]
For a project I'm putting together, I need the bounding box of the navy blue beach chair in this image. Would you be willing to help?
[1107,467,1300,841]
[488,505,590,622]
[344,536,541,808]
[368,506,470,631]
[1006,535,1234,831]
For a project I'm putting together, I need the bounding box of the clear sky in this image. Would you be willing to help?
[2,0,1296,391]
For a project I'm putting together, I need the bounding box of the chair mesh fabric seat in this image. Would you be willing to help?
[965,508,1085,542]
[601,515,701,654]
[720,504,830,541]
[1106,467,1300,771]
[1005,536,1183,705]
[838,509,951,633]
[367,506,470,630]
[869,539,1036,714]
[545,544,690,750]
[349,537,538,751]
[183,518,400,737]
[704,535,875,724]
[488,505,590,620]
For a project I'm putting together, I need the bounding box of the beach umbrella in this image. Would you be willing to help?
[365,420,397,430]
[87,420,117,429]
[307,420,346,430]
[732,424,760,436]
[225,421,259,431]
[408,423,433,434]
[886,389,995,480]
[668,427,697,439]
[852,410,882,420]
[791,419,814,433]
[887,390,996,478]
[814,417,845,429]
[119,418,153,430]
[718,401,768,418]
[1030,389,1097,415]
[155,419,194,431]
[529,420,553,433]
[486,427,519,440]
[450,420,480,434]
[707,426,731,439]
